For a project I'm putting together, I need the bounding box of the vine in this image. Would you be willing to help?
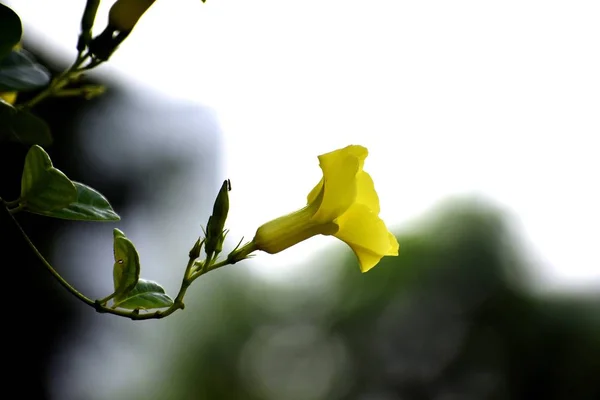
[0,0,398,321]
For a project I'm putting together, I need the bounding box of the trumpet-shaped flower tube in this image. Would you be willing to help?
[253,145,399,272]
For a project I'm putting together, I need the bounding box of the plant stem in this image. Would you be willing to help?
[8,209,96,308]
[6,200,256,320]
[22,52,95,110]
[102,258,199,320]
[6,208,189,320]
[8,204,24,214]
[2,198,20,208]
[97,292,117,306]
[190,241,257,282]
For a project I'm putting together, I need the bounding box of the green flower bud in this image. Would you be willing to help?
[77,0,101,51]
[189,238,204,260]
[89,0,156,61]
[204,179,231,258]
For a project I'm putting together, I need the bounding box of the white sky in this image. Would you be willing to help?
[7,1,600,399]
[10,0,600,292]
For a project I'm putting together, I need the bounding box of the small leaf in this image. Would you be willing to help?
[0,49,51,92]
[113,279,174,310]
[0,4,22,60]
[26,182,120,221]
[20,145,77,212]
[112,229,141,302]
[0,99,52,146]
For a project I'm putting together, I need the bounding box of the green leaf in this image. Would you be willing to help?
[112,229,141,302]
[0,99,52,146]
[113,279,174,310]
[26,182,120,221]
[20,145,77,212]
[0,4,22,60]
[0,49,51,92]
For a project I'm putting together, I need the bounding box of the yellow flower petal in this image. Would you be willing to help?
[387,232,400,254]
[306,177,324,205]
[334,144,368,170]
[355,171,380,215]
[312,145,367,223]
[253,144,398,272]
[334,203,399,272]
[0,44,21,105]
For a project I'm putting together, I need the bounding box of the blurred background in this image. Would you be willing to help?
[1,0,599,399]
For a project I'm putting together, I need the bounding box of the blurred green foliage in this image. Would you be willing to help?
[118,199,600,400]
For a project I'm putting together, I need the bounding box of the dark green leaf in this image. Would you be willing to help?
[113,279,174,310]
[112,229,141,302]
[20,145,77,212]
[27,182,120,221]
[0,99,52,146]
[0,49,51,91]
[0,4,22,60]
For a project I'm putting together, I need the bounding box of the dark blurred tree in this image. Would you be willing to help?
[0,40,219,397]
[0,49,117,398]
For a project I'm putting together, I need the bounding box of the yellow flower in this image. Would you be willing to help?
[252,145,399,272]
[109,0,156,32]
[0,92,17,104]
[0,43,21,105]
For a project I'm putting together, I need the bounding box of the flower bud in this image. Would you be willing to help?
[77,0,101,51]
[204,179,231,257]
[109,0,156,32]
[89,0,156,61]
[189,238,203,260]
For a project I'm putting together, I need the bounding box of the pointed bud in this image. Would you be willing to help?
[204,179,231,258]
[77,0,101,51]
[189,238,203,260]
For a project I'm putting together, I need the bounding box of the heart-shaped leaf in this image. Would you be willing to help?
[0,99,52,146]
[113,229,141,302]
[27,181,120,221]
[20,145,77,212]
[113,279,174,310]
[0,4,22,61]
[0,49,51,92]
